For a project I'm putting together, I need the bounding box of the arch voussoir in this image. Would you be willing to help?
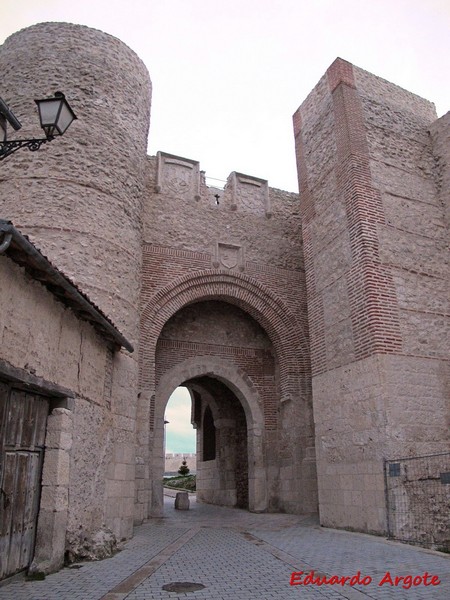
[141,270,309,395]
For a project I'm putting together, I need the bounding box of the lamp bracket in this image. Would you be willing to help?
[0,136,53,161]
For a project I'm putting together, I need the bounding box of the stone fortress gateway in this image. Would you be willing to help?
[0,22,448,578]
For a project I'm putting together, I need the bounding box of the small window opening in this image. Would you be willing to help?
[202,406,216,461]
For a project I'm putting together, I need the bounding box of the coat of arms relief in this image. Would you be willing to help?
[213,242,244,271]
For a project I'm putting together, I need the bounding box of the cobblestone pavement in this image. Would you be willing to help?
[1,496,449,600]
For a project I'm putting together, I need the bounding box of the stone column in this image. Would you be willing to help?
[247,425,267,512]
[31,407,73,574]
[215,418,237,506]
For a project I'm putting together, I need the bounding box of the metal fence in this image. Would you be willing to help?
[384,452,450,551]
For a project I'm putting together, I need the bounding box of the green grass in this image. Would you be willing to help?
[163,474,196,492]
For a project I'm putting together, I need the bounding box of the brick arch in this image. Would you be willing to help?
[139,269,309,402]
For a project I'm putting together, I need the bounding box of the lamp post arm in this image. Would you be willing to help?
[0,136,54,161]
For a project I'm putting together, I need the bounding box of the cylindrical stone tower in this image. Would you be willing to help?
[0,22,151,343]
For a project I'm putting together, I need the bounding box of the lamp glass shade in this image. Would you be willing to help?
[35,93,77,138]
[56,102,76,135]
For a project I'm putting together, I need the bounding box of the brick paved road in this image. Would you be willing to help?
[1,496,448,599]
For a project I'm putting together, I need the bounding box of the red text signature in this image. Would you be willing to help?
[290,570,441,589]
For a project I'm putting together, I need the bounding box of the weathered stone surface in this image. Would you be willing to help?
[174,492,190,510]
[65,528,118,563]
[295,58,449,536]
[0,22,151,343]
[32,509,68,574]
[430,111,450,227]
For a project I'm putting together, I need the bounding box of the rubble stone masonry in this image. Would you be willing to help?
[0,22,151,560]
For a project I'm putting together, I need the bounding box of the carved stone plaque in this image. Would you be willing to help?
[165,164,191,195]
[220,244,239,269]
[227,171,271,217]
[155,152,200,200]
[213,242,244,271]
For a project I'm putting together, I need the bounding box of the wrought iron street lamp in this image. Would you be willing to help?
[0,92,77,161]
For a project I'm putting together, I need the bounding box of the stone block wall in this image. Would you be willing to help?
[34,407,73,572]
[430,112,450,231]
[145,152,304,271]
[294,58,449,534]
[194,382,249,509]
[0,256,113,567]
[0,23,151,340]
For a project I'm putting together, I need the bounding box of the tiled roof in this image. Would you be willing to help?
[0,219,133,352]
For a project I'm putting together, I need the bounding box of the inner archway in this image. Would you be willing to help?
[154,301,272,515]
[153,355,266,516]
[184,375,249,509]
[139,288,314,520]
[137,267,316,525]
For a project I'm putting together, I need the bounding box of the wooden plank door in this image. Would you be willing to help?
[0,384,49,579]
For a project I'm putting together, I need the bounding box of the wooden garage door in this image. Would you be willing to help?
[0,382,49,579]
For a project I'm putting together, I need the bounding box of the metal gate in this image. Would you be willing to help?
[384,452,450,550]
[0,382,49,579]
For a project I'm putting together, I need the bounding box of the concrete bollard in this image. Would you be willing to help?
[174,491,190,510]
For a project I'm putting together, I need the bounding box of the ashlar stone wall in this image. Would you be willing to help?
[294,58,450,534]
[430,112,450,232]
[0,255,115,570]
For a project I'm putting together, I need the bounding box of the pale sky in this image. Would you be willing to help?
[1,0,449,192]
[164,387,196,454]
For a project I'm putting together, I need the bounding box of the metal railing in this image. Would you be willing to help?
[384,452,450,550]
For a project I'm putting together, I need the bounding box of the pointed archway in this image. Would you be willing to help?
[136,270,315,523]
[151,356,266,517]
